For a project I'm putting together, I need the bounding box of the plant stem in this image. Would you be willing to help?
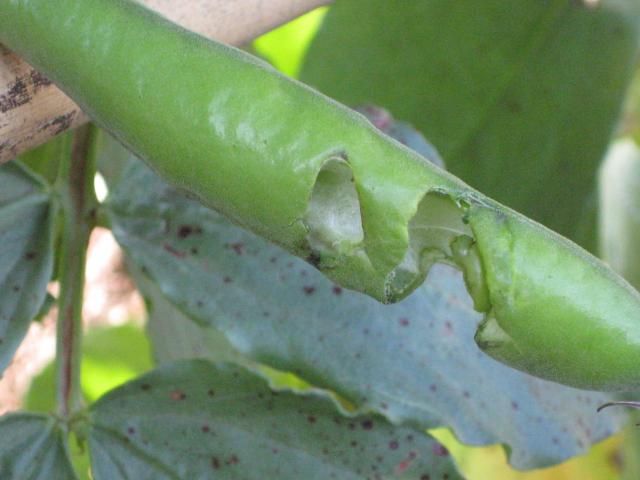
[55,124,97,419]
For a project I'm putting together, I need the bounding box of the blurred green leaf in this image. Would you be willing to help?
[80,325,153,401]
[106,152,624,470]
[301,0,640,251]
[0,161,55,375]
[24,364,57,415]
[25,324,152,413]
[598,138,640,288]
[0,413,77,479]
[620,66,640,143]
[16,132,72,185]
[253,7,327,77]
[88,360,462,479]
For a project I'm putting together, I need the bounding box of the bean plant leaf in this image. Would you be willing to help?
[300,0,640,251]
[134,266,247,366]
[0,161,55,375]
[88,359,462,480]
[106,157,623,469]
[0,413,77,480]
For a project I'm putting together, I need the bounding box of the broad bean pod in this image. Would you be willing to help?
[2,0,640,390]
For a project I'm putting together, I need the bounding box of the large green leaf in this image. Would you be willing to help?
[300,0,640,250]
[0,162,55,374]
[106,157,623,470]
[0,413,77,480]
[88,360,462,480]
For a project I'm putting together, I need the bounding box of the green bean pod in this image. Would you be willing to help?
[3,0,640,390]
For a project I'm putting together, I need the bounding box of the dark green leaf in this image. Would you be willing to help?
[88,360,462,480]
[106,157,623,469]
[0,162,55,374]
[300,0,640,250]
[0,413,77,480]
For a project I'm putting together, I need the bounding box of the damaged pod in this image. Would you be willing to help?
[3,0,640,390]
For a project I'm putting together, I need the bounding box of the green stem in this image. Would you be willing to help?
[55,124,98,419]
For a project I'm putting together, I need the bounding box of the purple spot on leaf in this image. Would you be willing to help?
[170,390,187,401]
[432,443,449,457]
[163,244,186,258]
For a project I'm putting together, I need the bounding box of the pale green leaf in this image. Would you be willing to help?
[88,360,462,480]
[134,267,246,366]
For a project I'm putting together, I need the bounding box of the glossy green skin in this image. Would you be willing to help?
[470,205,640,390]
[3,0,640,390]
